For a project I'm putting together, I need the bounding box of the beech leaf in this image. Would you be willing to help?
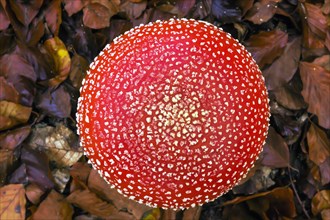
[212,0,242,23]
[83,1,118,29]
[263,37,302,90]
[0,184,26,219]
[32,190,73,219]
[66,188,117,218]
[36,86,71,118]
[245,0,280,24]
[8,0,43,26]
[43,37,71,87]
[45,0,62,36]
[0,53,37,106]
[28,123,82,167]
[0,101,31,131]
[312,190,330,216]
[304,3,327,40]
[88,169,153,219]
[0,149,14,186]
[0,4,10,30]
[223,187,297,218]
[0,76,19,103]
[69,53,89,89]
[299,61,330,129]
[307,123,330,166]
[245,29,288,69]
[63,0,88,16]
[9,146,54,191]
[176,0,196,17]
[0,126,31,150]
[260,127,290,168]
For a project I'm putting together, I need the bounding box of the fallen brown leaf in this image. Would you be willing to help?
[0,52,37,106]
[307,123,330,166]
[0,149,14,186]
[312,190,330,216]
[263,37,302,90]
[245,29,288,69]
[8,0,43,26]
[245,0,280,24]
[52,168,71,193]
[25,183,45,205]
[44,0,62,36]
[31,190,73,220]
[300,61,330,129]
[83,0,120,29]
[9,145,54,192]
[0,4,10,30]
[0,126,31,150]
[182,206,202,220]
[120,0,147,20]
[63,0,88,17]
[70,162,92,185]
[88,169,153,219]
[272,84,307,110]
[0,184,26,219]
[0,100,31,131]
[304,3,327,40]
[36,85,72,118]
[43,37,71,87]
[0,76,20,103]
[66,188,117,218]
[261,127,290,168]
[69,53,89,89]
[28,123,82,167]
[223,187,297,219]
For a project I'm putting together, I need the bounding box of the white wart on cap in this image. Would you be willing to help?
[76,19,270,209]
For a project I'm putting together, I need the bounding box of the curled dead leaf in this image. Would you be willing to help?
[43,37,71,87]
[52,168,71,193]
[28,123,82,167]
[0,101,31,131]
[44,124,82,167]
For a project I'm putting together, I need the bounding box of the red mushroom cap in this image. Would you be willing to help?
[77,19,270,209]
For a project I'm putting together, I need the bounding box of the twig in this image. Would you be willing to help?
[288,167,311,219]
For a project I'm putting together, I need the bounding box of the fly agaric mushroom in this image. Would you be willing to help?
[77,19,270,209]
